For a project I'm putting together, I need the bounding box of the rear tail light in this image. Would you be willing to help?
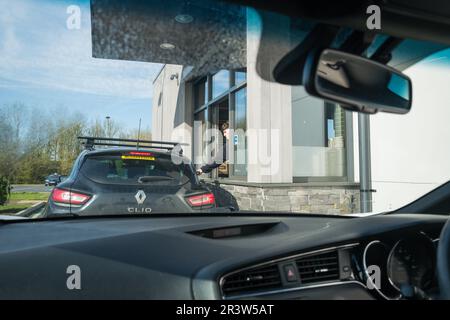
[186,193,215,207]
[52,188,91,206]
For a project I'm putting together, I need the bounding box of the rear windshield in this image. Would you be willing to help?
[80,152,195,185]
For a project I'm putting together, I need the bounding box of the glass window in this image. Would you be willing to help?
[212,70,230,99]
[325,102,345,149]
[291,87,347,178]
[233,87,247,176]
[235,69,247,85]
[194,78,208,109]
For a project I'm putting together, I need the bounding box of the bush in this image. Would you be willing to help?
[0,176,11,206]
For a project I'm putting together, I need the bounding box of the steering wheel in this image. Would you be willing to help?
[438,218,450,299]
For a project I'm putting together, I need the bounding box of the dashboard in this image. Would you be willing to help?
[0,213,446,299]
[361,232,437,299]
[215,226,441,300]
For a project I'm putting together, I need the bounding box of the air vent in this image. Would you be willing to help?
[296,250,340,284]
[221,264,281,296]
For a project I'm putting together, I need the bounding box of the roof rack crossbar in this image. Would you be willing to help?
[77,136,188,146]
[80,141,174,151]
[77,136,187,155]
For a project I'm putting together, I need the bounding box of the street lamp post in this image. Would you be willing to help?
[105,116,111,138]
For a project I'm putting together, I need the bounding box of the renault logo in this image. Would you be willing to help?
[135,190,147,205]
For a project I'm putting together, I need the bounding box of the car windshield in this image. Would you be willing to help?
[1,0,450,218]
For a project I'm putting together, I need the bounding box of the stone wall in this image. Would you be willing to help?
[215,183,360,214]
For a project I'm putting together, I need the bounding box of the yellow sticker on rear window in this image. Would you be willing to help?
[121,155,155,161]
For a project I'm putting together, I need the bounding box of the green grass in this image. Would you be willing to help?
[0,205,29,214]
[10,192,50,201]
[0,192,50,215]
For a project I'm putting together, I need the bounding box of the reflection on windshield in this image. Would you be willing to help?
[0,0,449,219]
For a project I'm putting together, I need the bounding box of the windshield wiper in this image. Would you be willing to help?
[138,176,175,183]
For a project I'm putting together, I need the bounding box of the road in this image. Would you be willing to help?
[12,185,54,193]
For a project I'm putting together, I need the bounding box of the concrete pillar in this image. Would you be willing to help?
[246,8,293,183]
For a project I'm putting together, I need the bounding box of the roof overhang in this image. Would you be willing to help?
[91,0,246,79]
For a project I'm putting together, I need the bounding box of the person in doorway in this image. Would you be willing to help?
[196,122,230,175]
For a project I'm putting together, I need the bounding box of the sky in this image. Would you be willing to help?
[0,0,162,131]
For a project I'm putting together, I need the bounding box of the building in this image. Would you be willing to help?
[90,0,448,214]
[149,8,360,214]
[369,47,450,212]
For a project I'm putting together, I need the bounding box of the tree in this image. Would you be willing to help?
[0,176,11,206]
[86,117,122,138]
[45,112,87,175]
[14,150,60,184]
[0,105,22,180]
[120,127,152,141]
[1,103,132,183]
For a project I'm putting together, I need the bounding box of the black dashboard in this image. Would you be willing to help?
[0,213,446,299]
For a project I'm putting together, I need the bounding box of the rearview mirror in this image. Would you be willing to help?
[303,49,412,114]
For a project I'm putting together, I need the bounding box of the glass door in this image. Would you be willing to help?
[209,98,229,178]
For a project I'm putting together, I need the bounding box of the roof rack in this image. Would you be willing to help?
[77,136,188,155]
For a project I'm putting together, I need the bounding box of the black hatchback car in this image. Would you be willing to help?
[45,137,219,217]
[44,174,61,186]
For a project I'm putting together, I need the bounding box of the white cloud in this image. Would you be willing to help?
[0,0,162,99]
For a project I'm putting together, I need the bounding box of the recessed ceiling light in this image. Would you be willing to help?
[160,42,176,50]
[175,14,193,24]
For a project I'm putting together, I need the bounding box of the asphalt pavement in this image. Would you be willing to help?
[11,185,54,193]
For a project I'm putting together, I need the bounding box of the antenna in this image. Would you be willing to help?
[136,118,142,150]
